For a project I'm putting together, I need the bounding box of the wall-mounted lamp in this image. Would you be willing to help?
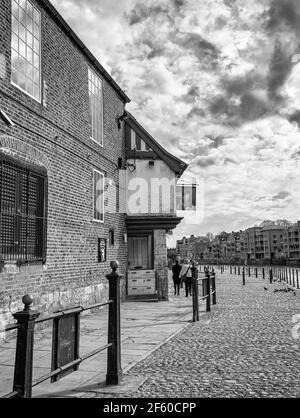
[117,111,129,129]
[0,110,15,127]
[125,162,136,172]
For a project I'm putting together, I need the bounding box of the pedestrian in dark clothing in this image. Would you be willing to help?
[172,260,182,295]
[180,259,193,297]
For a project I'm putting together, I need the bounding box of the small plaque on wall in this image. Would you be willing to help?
[98,238,107,262]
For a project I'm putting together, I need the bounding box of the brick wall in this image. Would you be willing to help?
[0,0,128,322]
[154,229,168,301]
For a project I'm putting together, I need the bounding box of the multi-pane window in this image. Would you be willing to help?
[0,154,47,264]
[11,0,41,101]
[93,170,104,222]
[88,68,103,146]
[109,229,115,245]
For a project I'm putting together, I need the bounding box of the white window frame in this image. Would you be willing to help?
[88,67,104,147]
[11,0,42,103]
[93,169,104,223]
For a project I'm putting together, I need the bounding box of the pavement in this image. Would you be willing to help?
[1,267,299,398]
[0,272,202,398]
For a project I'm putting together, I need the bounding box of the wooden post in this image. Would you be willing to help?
[248,266,250,277]
[106,260,122,385]
[13,295,40,398]
[262,268,265,280]
[230,266,232,274]
[242,268,245,286]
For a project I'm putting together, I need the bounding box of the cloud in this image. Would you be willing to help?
[171,32,220,69]
[272,191,291,200]
[195,156,217,168]
[126,3,168,26]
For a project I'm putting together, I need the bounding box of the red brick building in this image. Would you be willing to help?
[0,0,130,320]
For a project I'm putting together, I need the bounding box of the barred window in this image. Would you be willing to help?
[88,68,103,146]
[0,153,47,264]
[11,0,41,101]
[93,169,104,222]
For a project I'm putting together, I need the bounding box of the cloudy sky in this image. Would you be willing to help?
[52,0,300,246]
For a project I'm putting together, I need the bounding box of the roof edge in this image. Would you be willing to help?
[39,0,130,104]
[125,111,188,176]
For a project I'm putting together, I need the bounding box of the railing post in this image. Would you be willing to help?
[242,267,245,286]
[12,295,40,398]
[211,271,216,305]
[192,273,199,322]
[269,268,273,284]
[106,260,122,385]
[206,274,211,312]
[292,269,295,287]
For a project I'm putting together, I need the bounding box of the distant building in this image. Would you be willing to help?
[176,221,300,265]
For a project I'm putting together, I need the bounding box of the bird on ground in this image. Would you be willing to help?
[264,287,268,290]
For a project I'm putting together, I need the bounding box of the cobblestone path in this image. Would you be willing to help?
[99,271,300,398]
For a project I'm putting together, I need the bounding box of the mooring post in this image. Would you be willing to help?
[12,295,40,398]
[106,260,122,385]
[269,268,273,284]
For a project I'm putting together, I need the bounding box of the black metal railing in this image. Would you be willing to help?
[0,260,122,398]
[226,264,300,289]
[191,268,217,322]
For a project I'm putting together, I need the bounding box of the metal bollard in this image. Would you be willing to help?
[106,260,122,385]
[242,268,245,286]
[13,295,40,398]
[211,271,217,305]
[262,268,265,280]
[204,275,211,312]
[269,268,273,284]
[192,276,199,322]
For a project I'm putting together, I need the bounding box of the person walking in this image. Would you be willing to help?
[172,259,182,295]
[180,259,193,297]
